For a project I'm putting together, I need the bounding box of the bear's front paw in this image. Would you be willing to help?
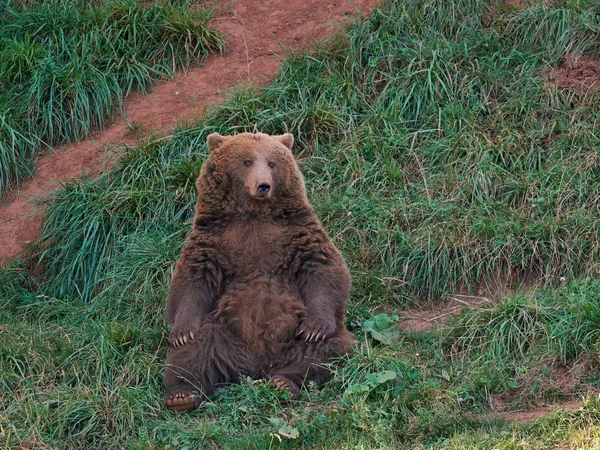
[297,317,336,342]
[169,322,201,348]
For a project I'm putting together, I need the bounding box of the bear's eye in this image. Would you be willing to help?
[244,160,252,167]
[268,161,276,169]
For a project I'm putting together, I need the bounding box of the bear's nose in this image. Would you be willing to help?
[257,182,271,195]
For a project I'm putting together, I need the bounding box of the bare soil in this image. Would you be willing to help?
[398,295,493,331]
[0,0,378,266]
[500,399,583,424]
[553,55,600,93]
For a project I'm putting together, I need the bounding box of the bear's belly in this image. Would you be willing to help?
[216,277,306,356]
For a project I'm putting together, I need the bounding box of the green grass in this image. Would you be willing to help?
[502,1,600,63]
[0,0,224,198]
[439,400,600,450]
[34,0,600,304]
[2,268,600,448]
[447,279,600,363]
[3,0,600,448]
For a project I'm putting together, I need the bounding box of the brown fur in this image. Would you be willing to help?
[164,132,353,410]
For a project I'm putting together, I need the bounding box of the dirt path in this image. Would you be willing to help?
[0,0,378,266]
[398,295,494,331]
[495,399,584,424]
[498,400,584,424]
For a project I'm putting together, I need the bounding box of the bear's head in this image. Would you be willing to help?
[195,132,309,215]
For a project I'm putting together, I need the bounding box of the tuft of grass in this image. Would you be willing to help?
[0,100,36,193]
[0,0,224,198]
[500,1,600,63]
[34,133,205,301]
[447,279,600,363]
[448,294,551,361]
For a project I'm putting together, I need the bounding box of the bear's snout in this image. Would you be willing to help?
[244,156,273,200]
[257,182,271,196]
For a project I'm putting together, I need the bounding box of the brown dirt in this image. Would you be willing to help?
[482,0,523,25]
[0,0,378,266]
[504,0,523,8]
[552,55,600,93]
[500,399,584,424]
[398,295,493,331]
[490,358,600,424]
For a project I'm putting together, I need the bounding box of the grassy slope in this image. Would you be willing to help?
[3,268,600,449]
[0,0,224,198]
[34,0,600,305]
[3,0,600,448]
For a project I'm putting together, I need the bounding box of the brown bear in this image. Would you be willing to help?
[164,131,354,411]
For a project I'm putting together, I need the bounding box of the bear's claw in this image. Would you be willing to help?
[296,318,335,343]
[164,392,202,412]
[171,330,196,348]
[271,375,301,399]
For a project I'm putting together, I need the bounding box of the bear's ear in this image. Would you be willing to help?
[207,133,228,152]
[274,133,294,150]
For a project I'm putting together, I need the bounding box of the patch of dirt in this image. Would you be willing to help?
[500,399,584,424]
[552,55,600,93]
[399,295,492,331]
[483,0,523,25]
[0,0,379,266]
[504,0,523,8]
[490,359,600,423]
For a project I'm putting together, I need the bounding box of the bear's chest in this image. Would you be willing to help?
[219,219,290,277]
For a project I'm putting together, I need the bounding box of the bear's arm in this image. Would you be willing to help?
[166,235,223,346]
[291,224,350,341]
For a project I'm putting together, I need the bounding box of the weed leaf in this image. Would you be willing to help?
[268,417,286,428]
[366,370,397,385]
[345,383,371,395]
[363,314,400,345]
[278,425,300,439]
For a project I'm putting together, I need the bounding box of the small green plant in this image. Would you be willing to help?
[268,417,300,441]
[345,370,397,395]
[362,313,400,345]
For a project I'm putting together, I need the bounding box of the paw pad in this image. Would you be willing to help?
[164,392,201,411]
[271,376,301,399]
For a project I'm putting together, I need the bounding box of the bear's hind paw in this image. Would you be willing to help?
[271,375,301,399]
[164,392,203,412]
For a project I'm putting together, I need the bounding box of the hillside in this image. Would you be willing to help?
[2,0,600,448]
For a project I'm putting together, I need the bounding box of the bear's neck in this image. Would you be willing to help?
[194,193,312,225]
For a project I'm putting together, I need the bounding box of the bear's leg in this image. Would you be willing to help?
[266,328,354,398]
[164,319,257,411]
[164,345,206,412]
